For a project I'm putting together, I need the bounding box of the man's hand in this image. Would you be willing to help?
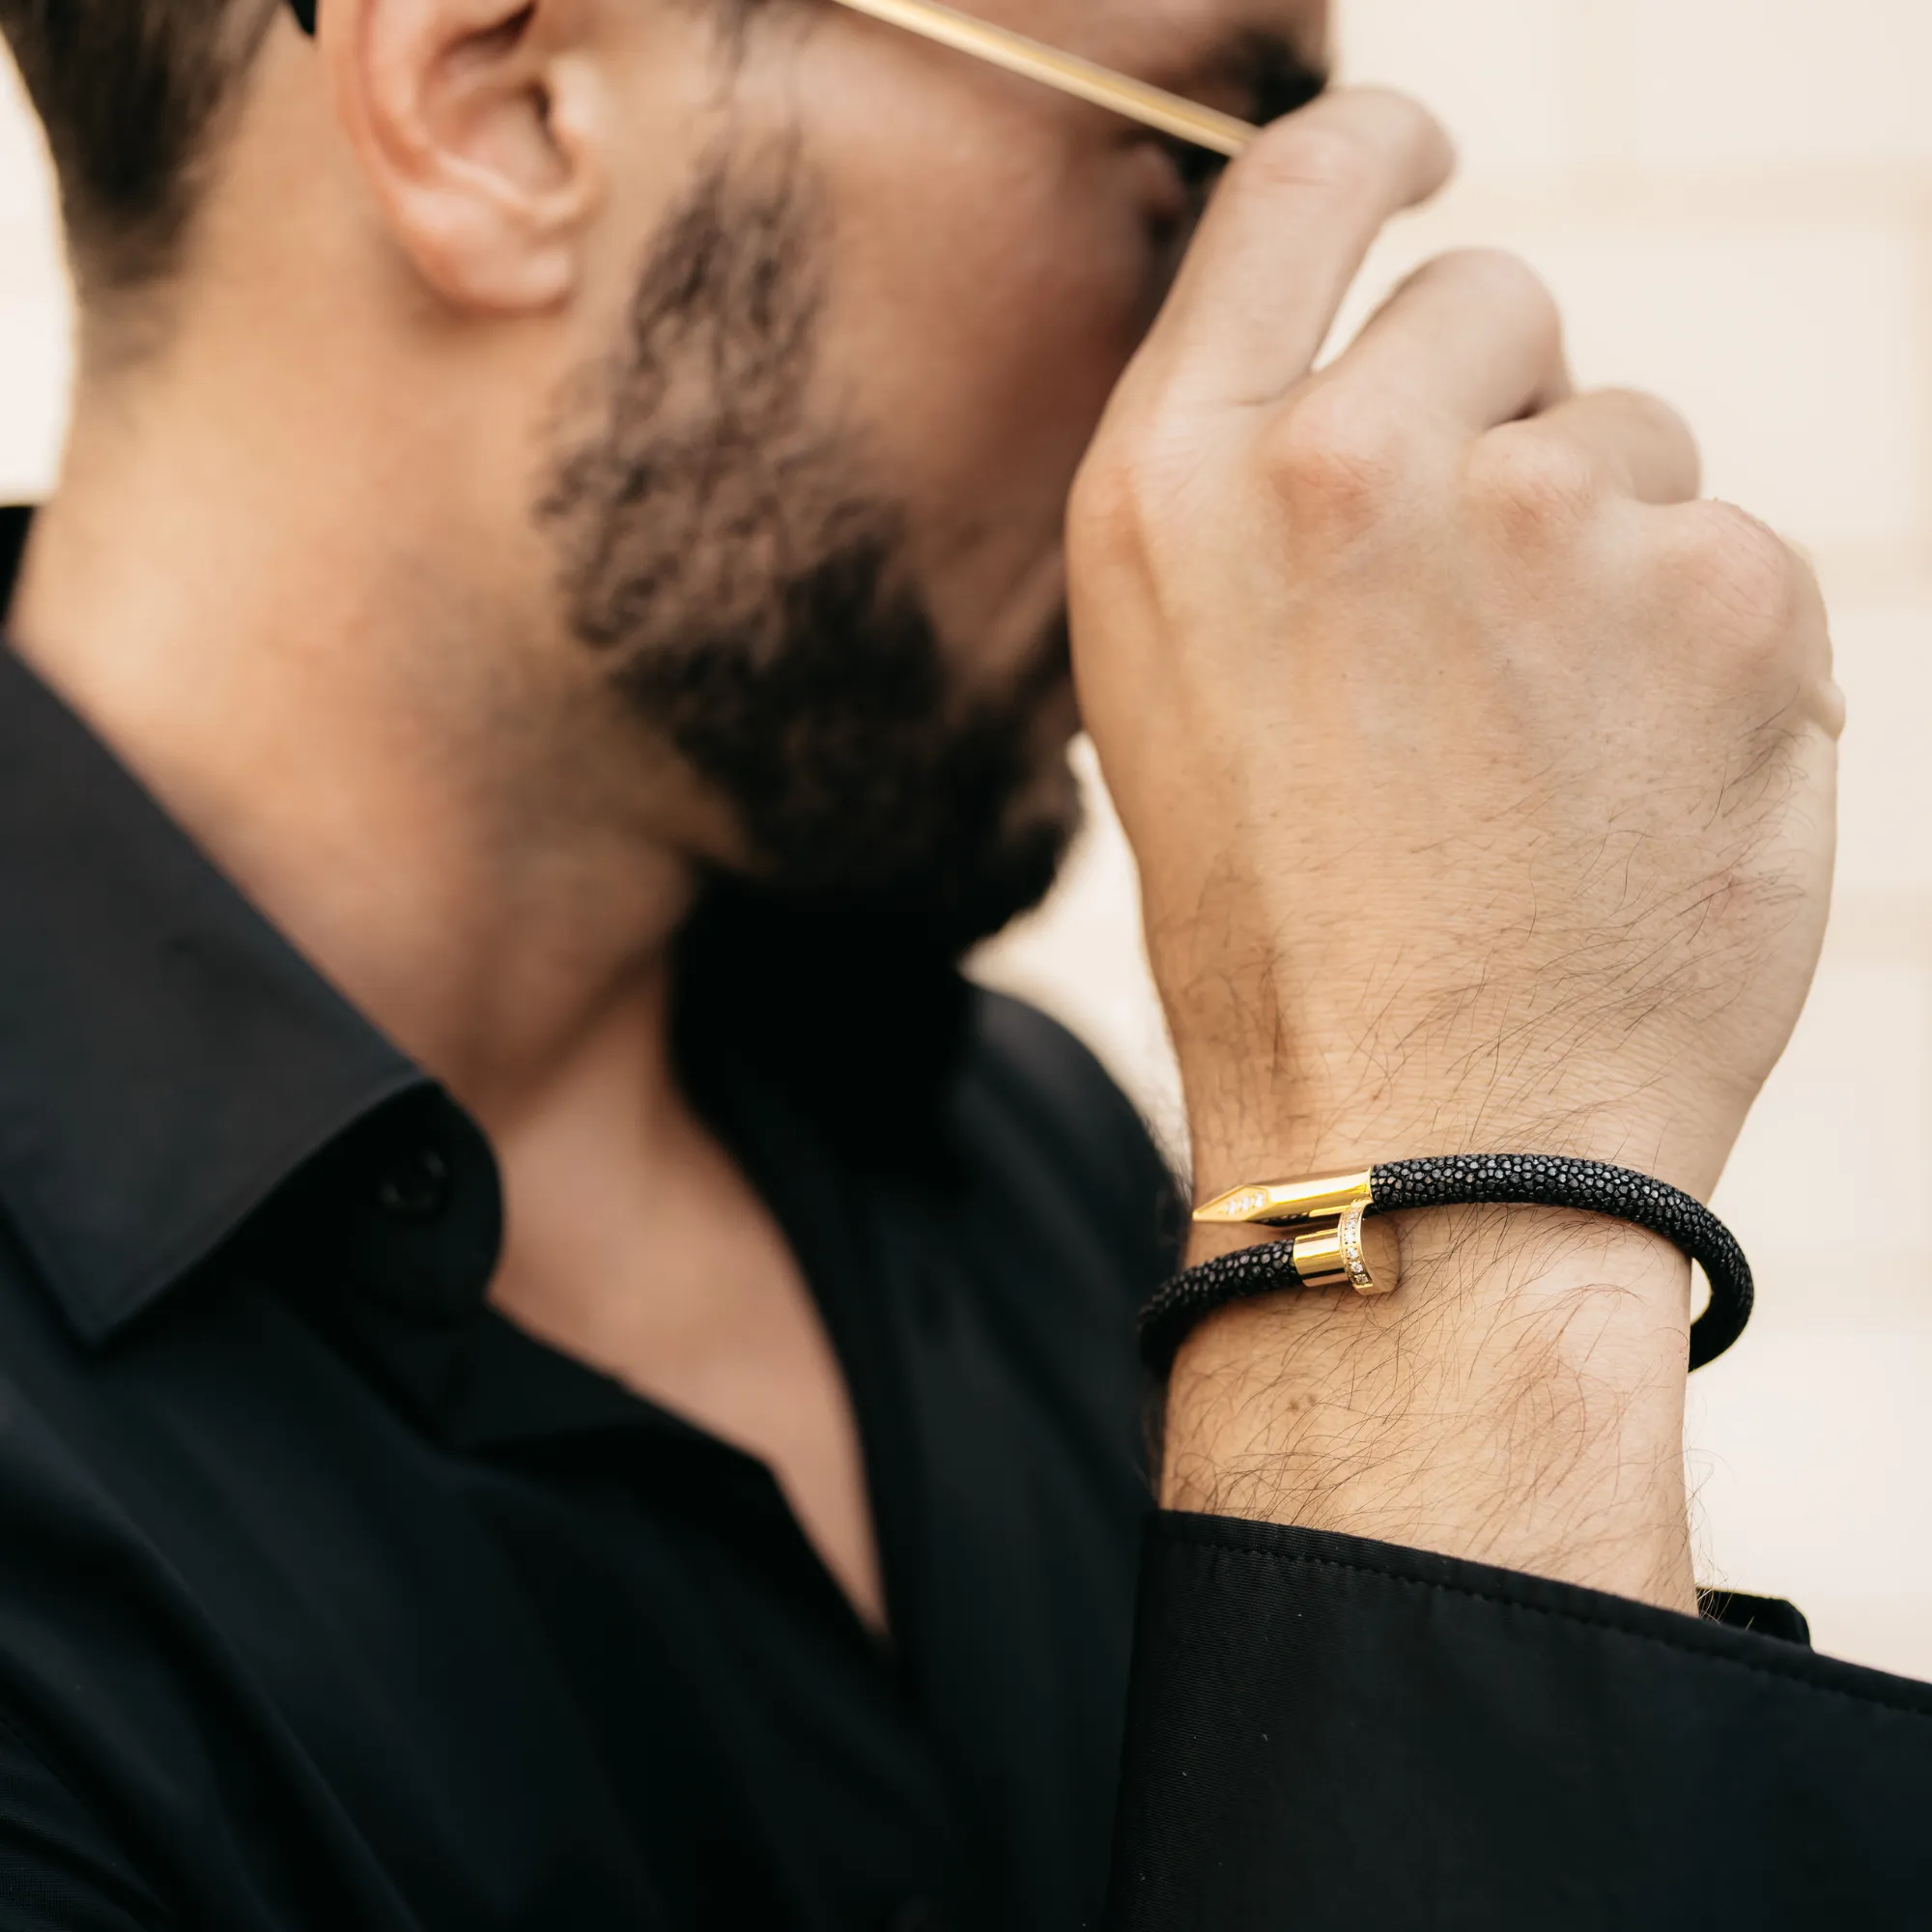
[1066,91,1842,1608]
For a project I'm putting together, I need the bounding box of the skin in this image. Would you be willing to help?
[1070,92,1840,1609]
[7,0,1325,1633]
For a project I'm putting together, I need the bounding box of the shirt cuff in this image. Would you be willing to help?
[1107,1511,1932,1929]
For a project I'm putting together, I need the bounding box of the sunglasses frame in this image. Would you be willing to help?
[281,0,1258,156]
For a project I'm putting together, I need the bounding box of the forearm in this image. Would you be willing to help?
[1067,80,1869,1925]
[1161,1207,1697,1611]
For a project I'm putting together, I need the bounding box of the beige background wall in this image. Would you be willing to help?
[0,5,1926,1674]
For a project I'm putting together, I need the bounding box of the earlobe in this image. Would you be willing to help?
[326,0,605,314]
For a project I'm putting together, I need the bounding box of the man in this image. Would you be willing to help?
[0,0,1921,1927]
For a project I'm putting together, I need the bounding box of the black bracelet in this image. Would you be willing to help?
[1139,1153,1752,1378]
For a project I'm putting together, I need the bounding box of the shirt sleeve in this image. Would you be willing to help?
[0,1716,169,1931]
[1106,1512,1932,1928]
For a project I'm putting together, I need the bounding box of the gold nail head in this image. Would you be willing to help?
[1338,1202,1401,1295]
[1286,1204,1401,1296]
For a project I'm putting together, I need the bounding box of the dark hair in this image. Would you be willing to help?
[0,0,279,299]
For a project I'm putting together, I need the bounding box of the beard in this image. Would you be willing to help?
[538,150,1081,961]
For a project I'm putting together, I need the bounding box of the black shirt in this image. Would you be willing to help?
[0,604,1179,1930]
[2,512,1930,1930]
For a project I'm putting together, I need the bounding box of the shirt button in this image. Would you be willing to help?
[374,1146,451,1222]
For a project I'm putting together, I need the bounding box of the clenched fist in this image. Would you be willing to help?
[1067,90,1842,1605]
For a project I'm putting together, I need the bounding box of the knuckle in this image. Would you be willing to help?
[1261,384,1411,534]
[1607,385,1705,496]
[1068,416,1213,566]
[1435,248,1564,351]
[1465,423,1604,538]
[1238,87,1451,211]
[1066,444,1152,568]
[1668,501,1803,639]
[1608,384,1694,449]
[1242,119,1383,208]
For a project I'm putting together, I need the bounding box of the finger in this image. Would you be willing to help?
[1318,249,1573,436]
[1528,388,1703,504]
[1136,88,1456,412]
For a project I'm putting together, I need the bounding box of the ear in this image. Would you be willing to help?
[324,0,607,312]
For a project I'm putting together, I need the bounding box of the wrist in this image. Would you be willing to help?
[1159,1205,1697,1612]
[1161,954,1751,1208]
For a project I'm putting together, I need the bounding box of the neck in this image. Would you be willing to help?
[9,355,701,1140]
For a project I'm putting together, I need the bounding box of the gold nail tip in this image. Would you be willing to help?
[1192,1187,1277,1224]
[1191,1171,1377,1225]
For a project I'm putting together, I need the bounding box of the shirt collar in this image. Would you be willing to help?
[0,506,968,1356]
[0,511,440,1345]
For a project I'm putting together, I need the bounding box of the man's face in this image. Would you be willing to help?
[539,0,1327,953]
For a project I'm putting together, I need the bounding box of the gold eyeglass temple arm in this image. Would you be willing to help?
[822,0,1260,157]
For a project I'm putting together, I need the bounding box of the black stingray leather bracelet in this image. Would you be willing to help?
[1139,1153,1753,1378]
